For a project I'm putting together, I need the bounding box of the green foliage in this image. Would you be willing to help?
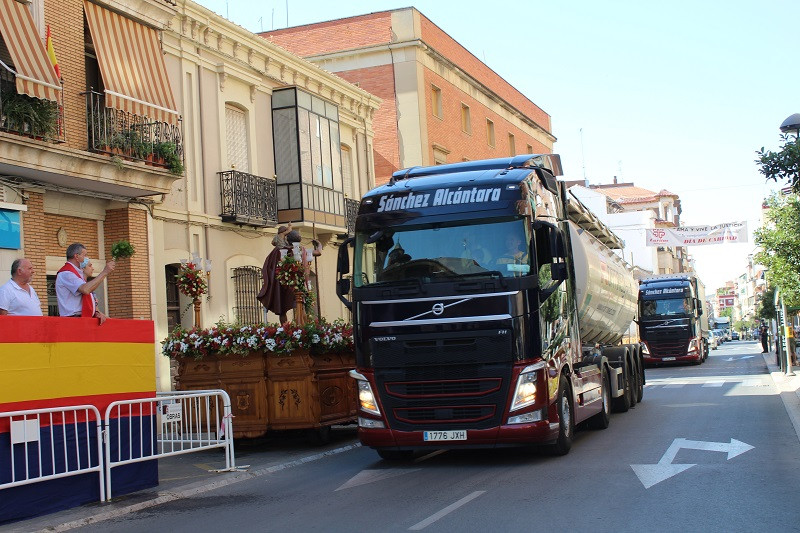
[755,194,800,308]
[154,141,184,175]
[0,87,59,139]
[756,134,800,193]
[757,285,777,321]
[111,240,136,260]
[719,307,733,319]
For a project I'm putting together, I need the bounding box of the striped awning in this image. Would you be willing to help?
[84,1,178,125]
[0,0,61,101]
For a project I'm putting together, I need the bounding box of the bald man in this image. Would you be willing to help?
[0,258,43,316]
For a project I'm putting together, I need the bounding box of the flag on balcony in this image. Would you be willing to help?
[45,25,61,79]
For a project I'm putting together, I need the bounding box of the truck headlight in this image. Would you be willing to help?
[641,343,650,355]
[510,362,544,412]
[350,370,381,416]
[688,339,698,352]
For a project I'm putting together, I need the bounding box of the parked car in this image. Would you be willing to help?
[713,329,724,344]
[707,331,719,350]
[731,331,740,341]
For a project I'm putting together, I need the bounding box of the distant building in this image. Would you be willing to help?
[261,8,555,184]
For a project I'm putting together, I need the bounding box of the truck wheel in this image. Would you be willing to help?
[628,358,639,407]
[636,359,645,403]
[377,449,414,461]
[546,374,574,455]
[305,425,332,446]
[588,366,610,430]
[611,363,632,413]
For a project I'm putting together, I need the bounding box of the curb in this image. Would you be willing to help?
[761,352,800,445]
[30,442,362,532]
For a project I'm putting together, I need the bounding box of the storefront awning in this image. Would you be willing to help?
[0,0,61,102]
[84,0,179,125]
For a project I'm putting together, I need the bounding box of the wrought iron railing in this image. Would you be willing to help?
[219,170,278,227]
[232,266,263,325]
[345,198,359,236]
[84,89,183,173]
[0,64,64,142]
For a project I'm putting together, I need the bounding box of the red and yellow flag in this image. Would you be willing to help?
[45,24,60,79]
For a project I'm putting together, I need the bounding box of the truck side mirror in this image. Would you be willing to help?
[696,298,703,315]
[336,237,354,309]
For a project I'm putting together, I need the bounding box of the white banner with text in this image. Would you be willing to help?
[646,221,748,246]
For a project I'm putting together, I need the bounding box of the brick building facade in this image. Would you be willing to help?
[262,8,555,184]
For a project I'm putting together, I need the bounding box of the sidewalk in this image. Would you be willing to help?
[5,425,360,533]
[762,351,800,444]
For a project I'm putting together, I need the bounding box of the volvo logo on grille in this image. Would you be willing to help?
[432,303,445,316]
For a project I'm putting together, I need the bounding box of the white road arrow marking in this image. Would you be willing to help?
[335,468,420,491]
[631,438,754,489]
[740,355,755,360]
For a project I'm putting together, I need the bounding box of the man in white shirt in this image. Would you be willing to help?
[0,258,43,316]
[55,243,115,322]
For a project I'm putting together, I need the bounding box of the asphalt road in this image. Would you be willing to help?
[75,340,799,532]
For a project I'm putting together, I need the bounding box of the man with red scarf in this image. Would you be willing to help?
[55,243,115,323]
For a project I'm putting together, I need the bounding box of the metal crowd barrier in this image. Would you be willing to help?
[104,389,239,499]
[0,405,105,500]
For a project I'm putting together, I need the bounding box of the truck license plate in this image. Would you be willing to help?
[423,430,467,442]
[662,357,676,361]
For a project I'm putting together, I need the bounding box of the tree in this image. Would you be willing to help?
[719,307,733,319]
[756,134,800,193]
[755,194,800,308]
[757,285,777,321]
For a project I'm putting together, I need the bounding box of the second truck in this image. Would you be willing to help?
[336,155,644,459]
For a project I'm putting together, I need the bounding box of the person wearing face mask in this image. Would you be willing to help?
[80,259,109,324]
[55,243,115,321]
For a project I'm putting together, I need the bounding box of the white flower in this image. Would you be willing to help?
[293,330,301,340]
[265,338,276,351]
[312,334,320,344]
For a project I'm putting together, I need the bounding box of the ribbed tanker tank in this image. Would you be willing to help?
[567,201,638,346]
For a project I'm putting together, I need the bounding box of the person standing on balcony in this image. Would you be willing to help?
[0,258,43,316]
[55,243,114,322]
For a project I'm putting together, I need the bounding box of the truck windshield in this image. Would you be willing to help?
[640,297,692,317]
[354,217,530,288]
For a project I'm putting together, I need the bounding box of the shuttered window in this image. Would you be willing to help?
[225,105,249,172]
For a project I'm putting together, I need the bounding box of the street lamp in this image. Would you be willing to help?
[779,113,800,138]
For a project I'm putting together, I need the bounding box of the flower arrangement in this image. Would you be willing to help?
[162,318,354,360]
[275,254,313,309]
[176,260,208,300]
[111,239,135,260]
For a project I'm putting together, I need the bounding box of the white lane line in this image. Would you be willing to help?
[703,380,725,387]
[408,491,486,530]
[664,384,685,388]
[742,379,763,387]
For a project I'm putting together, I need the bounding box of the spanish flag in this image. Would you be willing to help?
[45,24,60,79]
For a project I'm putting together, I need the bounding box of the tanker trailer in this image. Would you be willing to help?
[336,155,643,458]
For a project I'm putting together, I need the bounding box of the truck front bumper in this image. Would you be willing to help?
[357,420,559,450]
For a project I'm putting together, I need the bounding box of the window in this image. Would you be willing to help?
[486,119,495,147]
[165,265,180,329]
[461,103,471,134]
[527,144,533,154]
[508,133,515,156]
[232,266,263,325]
[432,143,450,165]
[341,144,353,198]
[431,85,442,119]
[225,105,249,172]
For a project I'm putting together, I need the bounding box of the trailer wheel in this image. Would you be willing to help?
[611,362,632,413]
[546,374,574,455]
[588,366,611,430]
[377,449,414,461]
[636,357,645,403]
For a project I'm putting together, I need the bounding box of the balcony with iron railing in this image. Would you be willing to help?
[85,89,184,175]
[219,170,278,227]
[0,64,64,142]
[345,198,359,236]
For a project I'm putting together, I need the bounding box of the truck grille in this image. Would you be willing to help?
[375,364,511,431]
[647,339,689,358]
[386,378,502,398]
[394,405,495,424]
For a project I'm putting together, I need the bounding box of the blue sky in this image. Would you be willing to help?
[194,0,797,291]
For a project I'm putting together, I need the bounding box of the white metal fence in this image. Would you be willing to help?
[1,389,239,503]
[0,405,105,500]
[104,390,238,499]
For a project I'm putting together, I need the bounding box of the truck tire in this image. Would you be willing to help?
[546,374,574,455]
[611,361,632,413]
[587,366,611,430]
[636,355,645,403]
[377,449,414,461]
